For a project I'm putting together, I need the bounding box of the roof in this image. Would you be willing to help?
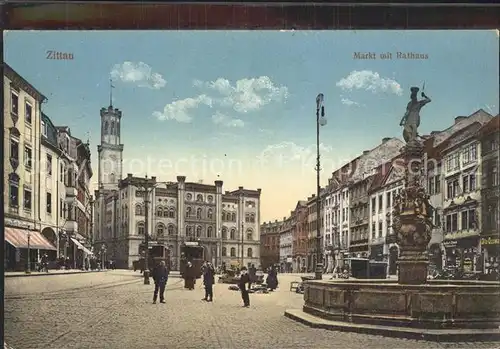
[4,62,47,102]
[477,115,499,138]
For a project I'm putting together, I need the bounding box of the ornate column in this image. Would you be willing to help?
[392,141,433,284]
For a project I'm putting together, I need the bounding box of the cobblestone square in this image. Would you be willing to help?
[4,272,500,349]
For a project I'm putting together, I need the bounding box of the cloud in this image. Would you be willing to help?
[153,95,212,123]
[341,97,360,106]
[195,76,289,113]
[110,61,166,90]
[336,70,403,95]
[211,111,245,128]
[258,128,274,135]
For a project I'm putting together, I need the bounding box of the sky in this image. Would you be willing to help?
[4,30,499,222]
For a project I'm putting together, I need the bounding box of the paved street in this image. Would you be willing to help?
[4,271,500,349]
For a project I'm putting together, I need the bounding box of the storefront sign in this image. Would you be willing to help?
[481,237,500,246]
[443,240,458,248]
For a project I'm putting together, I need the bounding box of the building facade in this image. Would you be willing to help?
[291,200,308,272]
[260,220,281,270]
[279,215,293,272]
[479,115,500,274]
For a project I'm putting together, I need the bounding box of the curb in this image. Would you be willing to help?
[284,309,500,342]
[5,270,110,278]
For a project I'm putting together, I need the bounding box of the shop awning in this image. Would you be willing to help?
[70,238,93,255]
[5,227,57,250]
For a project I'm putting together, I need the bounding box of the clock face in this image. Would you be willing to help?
[109,154,117,161]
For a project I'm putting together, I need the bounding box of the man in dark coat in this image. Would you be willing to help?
[238,266,251,307]
[248,264,257,288]
[266,266,278,291]
[152,260,169,304]
[184,261,195,290]
[202,262,215,302]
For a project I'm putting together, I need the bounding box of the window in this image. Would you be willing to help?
[222,211,226,221]
[157,224,164,237]
[186,207,192,218]
[250,213,255,223]
[460,209,477,230]
[9,184,19,207]
[492,165,499,187]
[246,229,253,240]
[167,225,174,235]
[24,146,32,170]
[207,226,213,238]
[163,208,169,217]
[197,194,203,202]
[230,247,236,257]
[23,189,32,210]
[446,153,459,172]
[371,198,376,214]
[207,208,213,219]
[60,163,64,182]
[25,102,32,124]
[60,199,64,217]
[371,223,376,238]
[245,213,250,223]
[196,226,202,237]
[169,208,175,218]
[222,247,227,256]
[46,192,52,214]
[378,196,383,212]
[378,222,383,237]
[231,213,236,221]
[137,222,145,235]
[247,248,253,258]
[11,92,18,114]
[445,213,458,232]
[196,208,202,219]
[222,227,227,239]
[156,207,163,216]
[186,226,193,237]
[435,175,441,194]
[386,192,391,208]
[230,228,236,240]
[42,121,47,137]
[446,179,459,199]
[462,173,476,193]
[46,154,52,175]
[10,139,19,161]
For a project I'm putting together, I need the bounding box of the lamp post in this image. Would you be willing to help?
[315,93,327,280]
[241,221,244,268]
[26,231,31,274]
[101,244,106,270]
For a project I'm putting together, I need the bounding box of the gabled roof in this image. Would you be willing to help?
[477,115,499,138]
[368,155,404,194]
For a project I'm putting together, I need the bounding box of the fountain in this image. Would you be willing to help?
[284,87,500,341]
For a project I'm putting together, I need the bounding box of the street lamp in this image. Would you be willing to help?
[315,93,327,280]
[26,231,31,274]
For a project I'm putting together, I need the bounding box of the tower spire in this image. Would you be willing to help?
[109,78,115,108]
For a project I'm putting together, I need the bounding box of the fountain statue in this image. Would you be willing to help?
[285,87,500,341]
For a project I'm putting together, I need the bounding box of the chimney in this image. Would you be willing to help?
[239,186,243,191]
[430,131,440,135]
[127,173,132,178]
[283,216,286,221]
[363,150,370,155]
[312,194,316,198]
[382,137,391,143]
[455,116,467,124]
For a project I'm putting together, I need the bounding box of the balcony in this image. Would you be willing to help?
[64,220,78,233]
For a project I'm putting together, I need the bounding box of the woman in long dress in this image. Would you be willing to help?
[184,261,196,290]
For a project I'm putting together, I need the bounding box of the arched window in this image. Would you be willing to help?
[196,208,202,219]
[230,228,236,240]
[222,212,226,221]
[247,248,253,258]
[137,222,145,235]
[207,195,213,203]
[231,213,236,221]
[109,173,116,184]
[169,207,175,218]
[207,226,213,238]
[250,213,255,223]
[156,207,163,216]
[156,223,165,237]
[207,208,213,219]
[104,121,109,133]
[222,247,227,256]
[196,226,202,237]
[230,247,236,257]
[167,224,175,235]
[246,229,253,241]
[163,207,169,217]
[186,225,192,237]
[186,207,192,218]
[221,227,228,239]
[135,204,142,215]
[110,121,115,134]
[196,194,203,202]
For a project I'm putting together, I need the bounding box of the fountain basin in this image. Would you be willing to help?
[284,279,500,341]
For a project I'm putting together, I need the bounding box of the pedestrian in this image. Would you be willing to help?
[152,260,169,304]
[202,262,215,302]
[266,266,278,291]
[238,266,251,307]
[184,261,195,290]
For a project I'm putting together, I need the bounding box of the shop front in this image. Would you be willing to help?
[369,243,384,262]
[481,235,500,276]
[349,239,369,259]
[443,235,481,272]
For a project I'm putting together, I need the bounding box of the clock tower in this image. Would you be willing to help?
[97,103,123,190]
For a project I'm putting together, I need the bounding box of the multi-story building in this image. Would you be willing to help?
[367,156,404,275]
[260,219,282,270]
[291,200,308,272]
[479,115,500,274]
[306,191,326,272]
[93,102,260,269]
[3,64,58,271]
[441,121,485,272]
[348,137,405,259]
[279,215,293,272]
